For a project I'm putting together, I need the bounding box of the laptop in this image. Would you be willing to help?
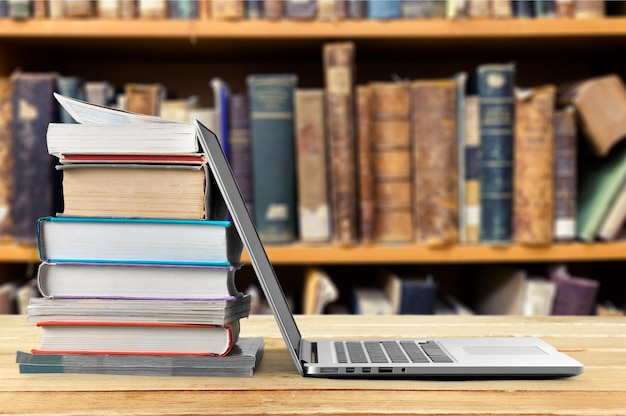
[195,120,584,379]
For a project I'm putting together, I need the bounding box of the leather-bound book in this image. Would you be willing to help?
[294,89,331,243]
[553,106,577,241]
[228,93,253,214]
[323,42,358,245]
[410,79,459,246]
[356,85,375,244]
[369,81,413,244]
[513,84,556,245]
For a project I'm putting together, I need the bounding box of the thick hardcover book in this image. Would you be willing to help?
[553,106,577,241]
[167,0,199,19]
[247,74,298,243]
[294,89,331,242]
[16,337,264,377]
[382,268,438,315]
[228,93,253,213]
[477,63,515,244]
[410,79,459,246]
[368,0,400,19]
[401,0,446,18]
[558,74,626,157]
[576,139,626,241]
[286,0,316,19]
[549,267,599,315]
[212,0,244,19]
[35,261,244,301]
[323,42,358,245]
[32,320,240,356]
[12,72,58,243]
[124,83,163,115]
[513,85,556,245]
[36,216,243,265]
[356,85,375,244]
[369,81,413,244]
[58,163,215,220]
[0,78,12,238]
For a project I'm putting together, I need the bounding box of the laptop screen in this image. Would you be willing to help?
[195,120,304,370]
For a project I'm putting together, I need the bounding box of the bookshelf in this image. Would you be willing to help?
[1,15,626,312]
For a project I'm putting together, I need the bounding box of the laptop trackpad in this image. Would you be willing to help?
[464,346,548,355]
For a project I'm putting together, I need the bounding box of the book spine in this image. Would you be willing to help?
[370,81,413,244]
[12,72,58,243]
[467,0,490,17]
[263,0,284,19]
[512,0,535,18]
[535,0,556,17]
[55,76,84,124]
[462,95,481,244]
[323,42,358,245]
[553,106,577,241]
[513,85,556,245]
[286,0,317,19]
[294,89,331,243]
[574,0,604,18]
[167,0,199,18]
[477,63,515,244]
[0,78,13,238]
[124,83,163,116]
[247,74,298,244]
[555,0,574,17]
[367,0,401,19]
[401,0,446,18]
[410,79,459,246]
[356,85,375,244]
[491,0,513,17]
[211,0,244,19]
[245,0,263,18]
[228,93,253,214]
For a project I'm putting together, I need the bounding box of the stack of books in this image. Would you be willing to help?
[16,94,263,377]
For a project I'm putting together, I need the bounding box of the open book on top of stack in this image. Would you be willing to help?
[17,94,263,377]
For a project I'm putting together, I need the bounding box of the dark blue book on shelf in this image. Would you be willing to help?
[368,0,401,19]
[477,63,515,244]
[55,76,84,124]
[512,0,535,18]
[247,74,298,244]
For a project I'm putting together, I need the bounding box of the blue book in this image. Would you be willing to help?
[211,78,231,160]
[36,216,243,265]
[167,0,199,19]
[247,74,298,244]
[477,63,515,244]
[368,0,401,19]
[55,76,84,124]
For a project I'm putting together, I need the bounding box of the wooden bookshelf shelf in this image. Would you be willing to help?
[1,18,626,39]
[3,241,626,265]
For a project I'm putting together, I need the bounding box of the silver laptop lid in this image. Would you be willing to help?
[195,120,304,374]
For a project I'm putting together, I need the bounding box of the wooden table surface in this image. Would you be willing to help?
[1,314,625,415]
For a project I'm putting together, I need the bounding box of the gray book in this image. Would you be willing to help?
[16,337,264,377]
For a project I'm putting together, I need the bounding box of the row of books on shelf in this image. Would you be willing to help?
[253,264,624,316]
[3,42,626,249]
[14,94,265,377]
[1,0,622,21]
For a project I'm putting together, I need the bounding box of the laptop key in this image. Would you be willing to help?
[420,341,454,363]
[334,342,348,363]
[400,341,430,363]
[364,342,390,364]
[346,342,368,363]
[382,341,409,363]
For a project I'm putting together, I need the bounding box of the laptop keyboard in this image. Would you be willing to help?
[334,340,453,364]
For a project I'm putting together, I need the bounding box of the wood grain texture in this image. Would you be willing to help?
[2,314,625,415]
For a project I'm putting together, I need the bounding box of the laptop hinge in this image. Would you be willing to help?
[300,340,316,364]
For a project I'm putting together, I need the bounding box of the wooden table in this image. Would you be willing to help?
[1,314,625,415]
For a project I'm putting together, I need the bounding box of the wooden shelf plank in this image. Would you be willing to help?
[3,241,626,264]
[1,18,626,39]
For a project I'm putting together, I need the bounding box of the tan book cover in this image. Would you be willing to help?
[356,85,375,244]
[558,74,626,156]
[263,0,284,19]
[369,81,413,244]
[410,79,459,246]
[294,89,331,243]
[118,0,139,18]
[0,78,13,239]
[63,0,96,17]
[138,0,167,18]
[514,84,556,245]
[323,41,358,245]
[125,83,163,116]
[212,0,244,19]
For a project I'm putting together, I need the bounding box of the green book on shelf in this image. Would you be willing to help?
[577,139,626,241]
